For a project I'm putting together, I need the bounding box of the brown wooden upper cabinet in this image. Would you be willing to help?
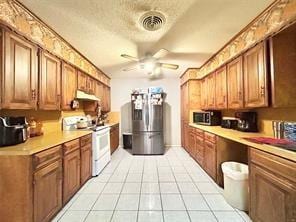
[88,77,96,95]
[200,78,208,109]
[77,70,88,92]
[39,50,61,110]
[77,71,96,95]
[101,86,110,112]
[61,63,77,110]
[215,66,227,109]
[243,42,268,108]
[2,31,38,109]
[227,56,244,109]
[206,73,216,109]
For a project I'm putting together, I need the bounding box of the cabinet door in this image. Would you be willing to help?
[33,160,62,222]
[215,66,227,109]
[200,79,208,109]
[2,32,37,109]
[188,131,196,157]
[206,73,216,109]
[63,149,80,204]
[39,51,61,110]
[88,77,96,95]
[188,80,201,110]
[204,141,216,181]
[80,144,92,185]
[250,164,296,222]
[102,86,110,112]
[227,56,244,109]
[77,71,87,92]
[61,63,77,110]
[195,136,204,166]
[243,42,268,108]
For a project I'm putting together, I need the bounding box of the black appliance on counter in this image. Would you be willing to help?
[0,116,29,147]
[193,111,222,126]
[221,117,238,129]
[235,112,258,132]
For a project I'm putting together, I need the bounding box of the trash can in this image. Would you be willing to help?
[221,161,249,211]
[123,133,132,149]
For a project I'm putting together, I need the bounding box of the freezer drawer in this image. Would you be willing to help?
[132,132,164,155]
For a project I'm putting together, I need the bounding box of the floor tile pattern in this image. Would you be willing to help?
[52,147,251,222]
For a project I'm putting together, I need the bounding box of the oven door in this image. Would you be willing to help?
[92,127,110,160]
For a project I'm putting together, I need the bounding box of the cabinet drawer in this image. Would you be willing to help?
[33,145,62,171]
[250,148,296,183]
[80,134,92,147]
[189,127,196,134]
[204,140,216,150]
[195,135,204,146]
[204,132,216,144]
[63,139,80,155]
[81,143,91,152]
[195,128,204,138]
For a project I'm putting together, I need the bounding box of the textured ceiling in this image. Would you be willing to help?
[19,0,274,78]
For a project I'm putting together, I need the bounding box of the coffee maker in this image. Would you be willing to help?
[0,116,29,147]
[235,112,258,132]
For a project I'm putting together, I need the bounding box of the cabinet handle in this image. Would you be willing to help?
[260,86,265,96]
[238,91,242,100]
[56,95,60,103]
[223,95,226,102]
[31,89,36,100]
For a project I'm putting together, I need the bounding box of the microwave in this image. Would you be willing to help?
[193,111,222,126]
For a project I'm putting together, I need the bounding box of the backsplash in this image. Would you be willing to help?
[189,108,296,136]
[223,108,296,136]
[0,109,86,133]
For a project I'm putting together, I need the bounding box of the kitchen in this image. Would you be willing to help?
[0,0,296,222]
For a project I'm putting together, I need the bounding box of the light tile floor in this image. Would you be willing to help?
[52,147,251,222]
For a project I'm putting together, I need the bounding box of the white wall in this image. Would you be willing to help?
[111,77,181,147]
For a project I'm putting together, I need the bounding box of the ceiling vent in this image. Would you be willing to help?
[140,11,166,31]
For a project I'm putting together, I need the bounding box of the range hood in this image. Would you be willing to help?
[75,90,100,101]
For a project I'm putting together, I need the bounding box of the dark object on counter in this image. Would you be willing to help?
[235,111,258,132]
[284,122,296,142]
[0,116,28,147]
[123,133,132,149]
[221,117,238,129]
[193,111,222,126]
[243,137,296,152]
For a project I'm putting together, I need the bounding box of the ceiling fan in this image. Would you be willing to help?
[121,49,179,76]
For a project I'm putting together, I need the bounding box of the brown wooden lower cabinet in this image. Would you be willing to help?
[80,143,92,185]
[33,160,62,222]
[63,147,81,204]
[204,139,217,181]
[110,124,120,154]
[249,148,296,222]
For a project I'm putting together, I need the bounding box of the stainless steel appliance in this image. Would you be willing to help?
[235,111,258,132]
[221,117,238,129]
[193,111,221,126]
[0,116,28,147]
[132,92,164,155]
[62,116,111,176]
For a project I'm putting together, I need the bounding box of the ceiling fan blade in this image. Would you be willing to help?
[153,49,169,59]
[121,54,139,61]
[122,65,138,71]
[160,63,179,70]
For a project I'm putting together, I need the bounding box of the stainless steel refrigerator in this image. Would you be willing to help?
[132,93,164,155]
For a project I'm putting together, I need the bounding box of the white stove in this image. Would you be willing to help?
[62,116,111,176]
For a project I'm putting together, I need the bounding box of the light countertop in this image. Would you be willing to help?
[189,123,296,162]
[0,130,92,156]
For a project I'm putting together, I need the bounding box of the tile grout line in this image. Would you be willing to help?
[156,155,165,222]
[136,157,145,222]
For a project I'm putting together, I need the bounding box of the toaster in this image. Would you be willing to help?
[0,116,29,147]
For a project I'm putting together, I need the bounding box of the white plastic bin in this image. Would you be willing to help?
[221,161,249,211]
